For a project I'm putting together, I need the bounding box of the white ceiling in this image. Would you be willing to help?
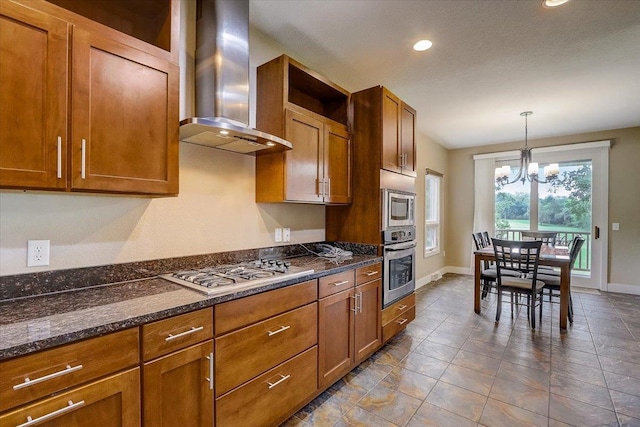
[249,0,640,149]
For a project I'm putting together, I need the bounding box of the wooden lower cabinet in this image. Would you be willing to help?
[0,368,140,426]
[215,346,317,427]
[318,288,355,389]
[382,293,416,343]
[354,278,382,363]
[142,340,213,427]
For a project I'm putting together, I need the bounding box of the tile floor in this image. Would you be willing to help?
[282,273,640,427]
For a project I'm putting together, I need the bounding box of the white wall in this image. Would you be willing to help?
[0,3,325,276]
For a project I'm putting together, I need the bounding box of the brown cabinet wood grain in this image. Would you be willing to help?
[70,27,179,195]
[382,292,416,343]
[317,288,355,389]
[0,0,179,195]
[0,328,139,412]
[142,307,213,362]
[354,278,382,363]
[255,55,351,205]
[318,269,355,298]
[356,263,382,285]
[0,368,140,427]
[381,88,416,177]
[214,279,317,336]
[215,346,317,427]
[0,1,69,190]
[143,341,214,427]
[215,302,317,397]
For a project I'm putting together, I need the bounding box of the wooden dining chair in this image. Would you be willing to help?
[521,231,558,246]
[492,239,546,329]
[535,235,585,324]
[473,233,520,300]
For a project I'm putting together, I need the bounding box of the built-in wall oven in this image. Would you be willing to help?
[382,227,416,308]
[382,189,415,229]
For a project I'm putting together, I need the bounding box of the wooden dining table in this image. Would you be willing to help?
[474,245,572,329]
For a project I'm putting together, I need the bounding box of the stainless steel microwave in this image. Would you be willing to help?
[381,189,415,230]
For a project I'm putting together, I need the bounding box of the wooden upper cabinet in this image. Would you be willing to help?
[70,28,179,195]
[0,0,179,195]
[0,1,68,190]
[380,87,416,177]
[256,55,351,205]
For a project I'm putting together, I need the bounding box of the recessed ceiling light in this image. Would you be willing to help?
[413,40,433,52]
[543,0,570,7]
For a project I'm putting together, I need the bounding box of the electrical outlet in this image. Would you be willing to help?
[274,228,282,242]
[283,228,291,242]
[27,240,50,267]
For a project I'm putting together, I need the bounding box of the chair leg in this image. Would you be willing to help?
[530,293,536,329]
[481,281,490,299]
[510,292,514,318]
[496,289,502,322]
[539,292,543,322]
[568,293,574,324]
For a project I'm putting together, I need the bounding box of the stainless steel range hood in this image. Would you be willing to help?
[180,0,291,154]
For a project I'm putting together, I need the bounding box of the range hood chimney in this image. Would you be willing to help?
[179,0,292,154]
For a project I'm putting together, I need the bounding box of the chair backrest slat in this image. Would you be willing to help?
[491,238,542,277]
[521,231,557,247]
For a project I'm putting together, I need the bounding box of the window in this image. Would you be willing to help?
[424,169,442,257]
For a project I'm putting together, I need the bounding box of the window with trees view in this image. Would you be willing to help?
[495,160,592,270]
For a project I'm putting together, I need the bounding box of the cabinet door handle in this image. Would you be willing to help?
[56,136,62,179]
[13,364,83,390]
[267,325,290,336]
[358,291,363,313]
[165,326,204,342]
[316,178,323,196]
[326,178,330,197]
[81,138,86,179]
[16,400,85,427]
[351,294,357,312]
[397,304,408,311]
[332,280,350,287]
[205,352,213,390]
[267,374,290,389]
[364,270,379,276]
[396,318,408,325]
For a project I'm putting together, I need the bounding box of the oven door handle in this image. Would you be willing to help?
[385,241,417,251]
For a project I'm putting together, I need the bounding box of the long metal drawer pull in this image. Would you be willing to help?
[81,139,86,179]
[396,318,408,325]
[397,304,408,311]
[267,325,290,336]
[351,294,358,312]
[165,326,204,342]
[17,400,85,427]
[332,280,349,287]
[267,374,290,390]
[205,353,213,390]
[56,136,62,179]
[364,271,379,276]
[13,364,83,390]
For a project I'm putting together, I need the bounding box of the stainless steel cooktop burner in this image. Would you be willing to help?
[160,260,314,296]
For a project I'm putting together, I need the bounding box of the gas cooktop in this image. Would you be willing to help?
[159,260,314,296]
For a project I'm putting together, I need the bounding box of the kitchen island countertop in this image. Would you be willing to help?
[0,254,381,360]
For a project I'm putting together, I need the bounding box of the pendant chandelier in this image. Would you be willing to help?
[495,111,559,189]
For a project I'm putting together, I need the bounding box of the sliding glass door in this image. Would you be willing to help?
[493,144,608,289]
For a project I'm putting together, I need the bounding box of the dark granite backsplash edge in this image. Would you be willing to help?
[0,242,377,300]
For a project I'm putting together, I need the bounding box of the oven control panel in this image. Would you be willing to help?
[382,226,416,244]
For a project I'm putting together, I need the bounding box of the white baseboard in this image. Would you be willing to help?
[607,283,640,296]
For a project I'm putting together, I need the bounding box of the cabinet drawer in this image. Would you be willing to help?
[215,302,317,397]
[215,280,317,335]
[0,368,140,426]
[142,307,213,361]
[0,328,139,412]
[382,293,415,326]
[382,306,415,343]
[216,346,317,427]
[318,270,355,298]
[356,263,382,285]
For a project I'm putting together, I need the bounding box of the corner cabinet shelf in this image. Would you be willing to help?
[255,55,352,205]
[0,0,179,196]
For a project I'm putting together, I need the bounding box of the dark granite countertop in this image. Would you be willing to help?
[0,251,381,361]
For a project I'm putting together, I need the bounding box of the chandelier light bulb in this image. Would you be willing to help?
[413,40,433,51]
